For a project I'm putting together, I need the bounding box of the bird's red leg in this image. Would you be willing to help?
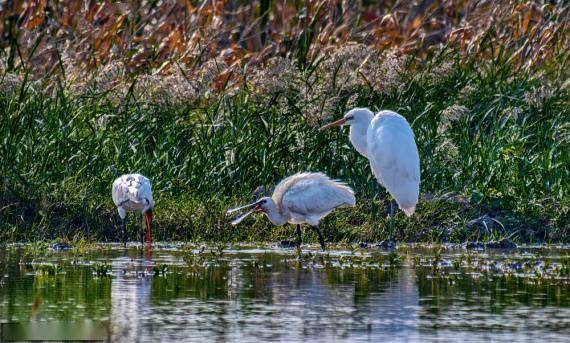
[145,211,153,244]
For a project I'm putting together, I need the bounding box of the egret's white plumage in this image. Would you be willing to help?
[112,173,154,244]
[321,108,420,219]
[366,110,420,216]
[227,172,355,250]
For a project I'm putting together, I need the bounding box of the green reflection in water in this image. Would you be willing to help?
[0,245,568,342]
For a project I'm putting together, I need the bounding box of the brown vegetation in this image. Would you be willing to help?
[2,1,567,80]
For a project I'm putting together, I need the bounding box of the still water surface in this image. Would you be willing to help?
[0,244,568,342]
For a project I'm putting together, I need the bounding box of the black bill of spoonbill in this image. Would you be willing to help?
[112,174,154,246]
[320,108,420,241]
[227,172,356,251]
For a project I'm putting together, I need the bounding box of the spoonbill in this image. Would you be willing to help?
[112,174,154,246]
[227,172,356,251]
[320,108,420,241]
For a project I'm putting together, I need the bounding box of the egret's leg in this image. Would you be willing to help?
[389,199,395,242]
[295,224,302,248]
[312,226,326,252]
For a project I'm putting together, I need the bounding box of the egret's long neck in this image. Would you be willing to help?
[265,200,288,226]
[349,117,372,159]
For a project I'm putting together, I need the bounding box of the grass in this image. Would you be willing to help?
[0,1,568,244]
[1,49,567,244]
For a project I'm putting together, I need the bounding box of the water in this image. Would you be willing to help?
[0,244,568,342]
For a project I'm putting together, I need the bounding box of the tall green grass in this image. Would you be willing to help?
[1,44,568,243]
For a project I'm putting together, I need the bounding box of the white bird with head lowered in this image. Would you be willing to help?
[227,172,356,251]
[321,108,420,241]
[112,174,154,246]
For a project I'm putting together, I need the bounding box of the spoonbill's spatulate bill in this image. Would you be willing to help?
[230,209,256,226]
[321,108,420,241]
[112,174,154,246]
[227,172,356,251]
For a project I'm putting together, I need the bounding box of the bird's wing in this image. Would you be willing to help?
[112,174,154,207]
[112,176,129,206]
[280,177,355,217]
[367,114,420,209]
[132,175,153,204]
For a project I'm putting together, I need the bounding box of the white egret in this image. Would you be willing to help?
[112,174,154,245]
[320,108,420,241]
[227,172,356,251]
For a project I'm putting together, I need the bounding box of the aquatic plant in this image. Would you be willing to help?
[387,252,402,268]
[33,263,63,276]
[92,262,112,277]
[412,255,421,268]
[210,243,226,258]
[413,249,570,285]
[182,246,210,270]
[153,264,168,276]
[68,237,102,257]
[22,242,50,260]
[432,246,443,273]
[560,255,570,277]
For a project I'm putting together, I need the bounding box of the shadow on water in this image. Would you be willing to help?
[0,244,568,342]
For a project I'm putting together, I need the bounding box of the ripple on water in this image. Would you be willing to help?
[0,244,568,342]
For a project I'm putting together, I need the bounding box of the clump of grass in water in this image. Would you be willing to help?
[453,253,465,271]
[33,263,63,276]
[23,243,50,260]
[413,250,570,285]
[153,264,168,276]
[210,243,225,258]
[92,262,112,277]
[183,246,208,271]
[69,237,101,256]
[412,255,421,268]
[432,246,443,273]
[387,252,402,268]
[559,256,570,277]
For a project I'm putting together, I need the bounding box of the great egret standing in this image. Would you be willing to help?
[320,108,420,241]
[227,172,356,251]
[112,174,154,246]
